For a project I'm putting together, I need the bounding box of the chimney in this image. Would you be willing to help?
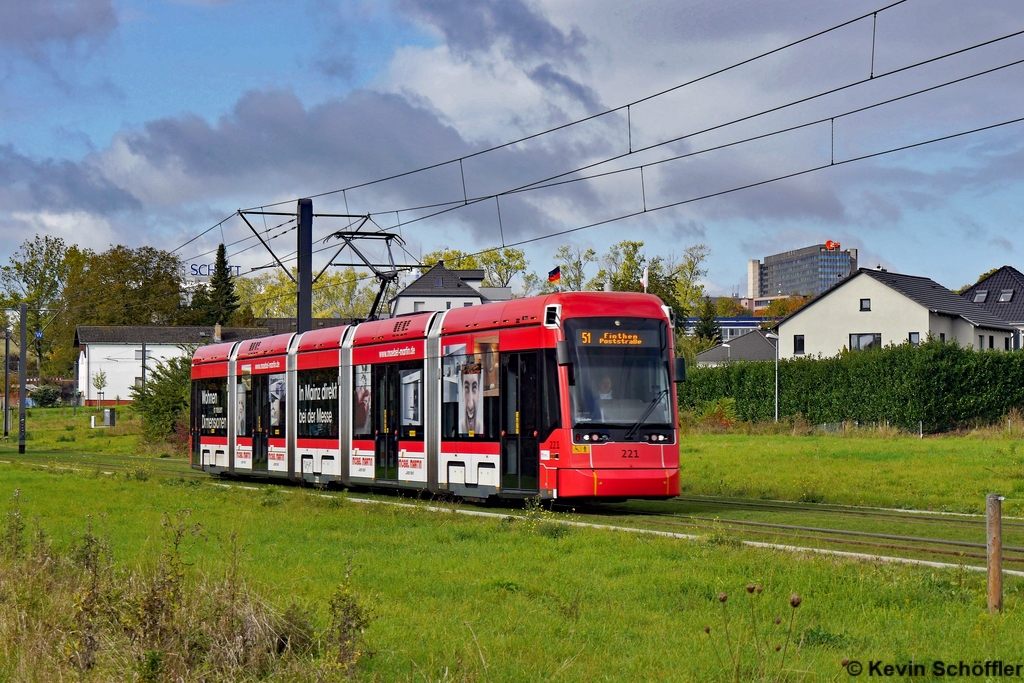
[214,323,222,343]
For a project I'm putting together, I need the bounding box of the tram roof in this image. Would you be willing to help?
[352,312,434,346]
[235,332,294,360]
[440,291,669,334]
[192,341,236,365]
[296,325,351,352]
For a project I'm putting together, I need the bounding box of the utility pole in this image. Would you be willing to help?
[18,303,26,455]
[296,198,313,333]
[3,328,8,437]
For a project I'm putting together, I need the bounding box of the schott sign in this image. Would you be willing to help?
[189,263,243,277]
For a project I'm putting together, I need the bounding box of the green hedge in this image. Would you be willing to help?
[677,340,1024,431]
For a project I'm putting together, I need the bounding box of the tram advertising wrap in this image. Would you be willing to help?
[190,292,683,501]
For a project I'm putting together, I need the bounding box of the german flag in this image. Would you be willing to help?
[547,266,561,283]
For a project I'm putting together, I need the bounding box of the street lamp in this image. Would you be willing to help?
[764,332,779,422]
[721,342,731,361]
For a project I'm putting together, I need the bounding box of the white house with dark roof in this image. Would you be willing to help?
[74,325,266,405]
[959,266,1024,349]
[775,268,1014,358]
[390,262,512,316]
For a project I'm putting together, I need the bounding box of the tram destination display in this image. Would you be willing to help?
[575,329,658,347]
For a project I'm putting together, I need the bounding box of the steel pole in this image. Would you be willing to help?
[774,343,779,422]
[4,329,8,437]
[987,493,1003,614]
[296,198,313,333]
[18,303,27,454]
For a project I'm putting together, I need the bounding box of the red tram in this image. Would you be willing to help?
[190,292,685,501]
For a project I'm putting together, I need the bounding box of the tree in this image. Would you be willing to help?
[716,297,747,317]
[758,296,810,319]
[92,370,107,397]
[479,248,528,288]
[420,249,482,273]
[207,244,240,324]
[552,245,597,292]
[674,244,710,319]
[692,297,721,342]
[586,241,686,319]
[130,353,192,440]
[234,267,384,320]
[954,267,1000,294]
[0,236,79,379]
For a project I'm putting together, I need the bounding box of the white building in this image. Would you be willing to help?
[74,325,266,405]
[776,268,1014,358]
[390,262,512,316]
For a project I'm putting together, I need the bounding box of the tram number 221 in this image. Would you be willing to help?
[621,449,639,459]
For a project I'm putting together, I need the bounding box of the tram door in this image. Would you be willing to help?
[190,381,201,467]
[249,374,270,472]
[374,365,400,481]
[501,352,539,492]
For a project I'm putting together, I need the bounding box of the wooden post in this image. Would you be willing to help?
[987,493,1003,614]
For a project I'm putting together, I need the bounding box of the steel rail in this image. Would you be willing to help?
[665,496,1024,529]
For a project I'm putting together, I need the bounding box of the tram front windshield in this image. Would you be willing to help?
[564,317,672,429]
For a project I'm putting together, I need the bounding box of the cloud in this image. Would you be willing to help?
[0,0,117,63]
[395,0,585,64]
[528,63,602,112]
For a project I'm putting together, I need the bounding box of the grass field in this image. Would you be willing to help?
[678,432,1024,515]
[0,465,1022,681]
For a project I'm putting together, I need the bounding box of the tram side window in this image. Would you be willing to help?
[298,368,339,439]
[268,373,286,438]
[353,364,373,438]
[441,341,499,440]
[398,360,424,440]
[195,379,227,437]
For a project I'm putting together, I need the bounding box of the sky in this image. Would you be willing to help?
[1,0,1023,296]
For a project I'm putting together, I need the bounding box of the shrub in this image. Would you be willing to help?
[130,350,193,441]
[29,384,62,407]
[678,339,1024,432]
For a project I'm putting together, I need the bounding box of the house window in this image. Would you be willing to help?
[974,290,988,303]
[793,335,805,355]
[849,333,881,351]
[434,277,443,287]
[940,333,945,343]
[413,301,425,312]
[909,332,920,346]
[989,335,995,349]
[134,377,143,388]
[1006,337,1011,351]
[135,349,144,360]
[979,335,984,349]
[463,302,473,307]
[859,298,871,311]
[999,289,1014,302]
[446,302,451,310]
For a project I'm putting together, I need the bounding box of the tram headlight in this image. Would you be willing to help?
[583,434,590,441]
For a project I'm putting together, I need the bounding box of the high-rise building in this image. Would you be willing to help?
[747,242,858,298]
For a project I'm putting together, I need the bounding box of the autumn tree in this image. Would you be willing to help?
[758,296,810,319]
[479,248,528,287]
[0,236,82,379]
[420,249,482,273]
[716,297,747,317]
[234,267,386,320]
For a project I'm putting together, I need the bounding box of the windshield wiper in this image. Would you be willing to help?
[624,388,669,440]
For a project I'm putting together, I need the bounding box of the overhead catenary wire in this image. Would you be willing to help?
[227,0,912,216]
[341,25,1024,232]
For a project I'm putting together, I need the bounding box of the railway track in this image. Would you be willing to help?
[2,449,1021,573]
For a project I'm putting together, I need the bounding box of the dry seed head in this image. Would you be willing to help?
[790,593,802,608]
[718,592,728,603]
[775,644,781,652]
[746,584,755,594]
[704,626,710,634]
[774,617,781,625]
[755,585,763,594]
[842,658,850,667]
